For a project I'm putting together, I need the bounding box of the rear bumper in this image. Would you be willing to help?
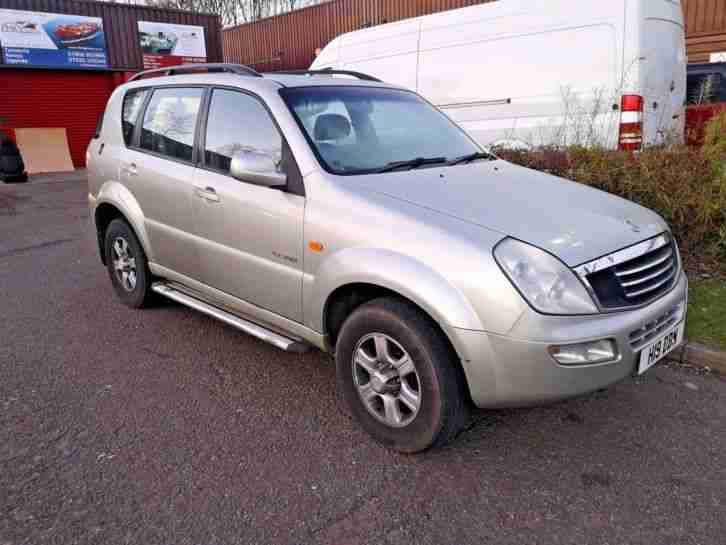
[448,272,688,408]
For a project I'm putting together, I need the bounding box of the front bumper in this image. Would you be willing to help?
[448,272,688,408]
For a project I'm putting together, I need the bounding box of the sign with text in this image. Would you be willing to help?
[0,8,107,69]
[138,21,206,70]
[711,52,726,63]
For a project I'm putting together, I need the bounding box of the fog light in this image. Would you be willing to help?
[548,339,618,366]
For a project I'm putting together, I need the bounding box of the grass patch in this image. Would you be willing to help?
[687,280,726,350]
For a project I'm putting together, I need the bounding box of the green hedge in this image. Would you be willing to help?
[495,114,726,276]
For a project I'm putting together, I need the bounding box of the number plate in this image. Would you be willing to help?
[637,322,685,375]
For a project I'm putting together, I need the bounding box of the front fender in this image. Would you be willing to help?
[95,180,154,262]
[305,248,485,333]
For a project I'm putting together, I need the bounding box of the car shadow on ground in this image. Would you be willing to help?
[141,294,707,468]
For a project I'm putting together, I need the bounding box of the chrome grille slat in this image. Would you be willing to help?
[615,246,673,277]
[620,261,675,288]
[624,266,677,298]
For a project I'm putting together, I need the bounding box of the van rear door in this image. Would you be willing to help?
[640,0,687,144]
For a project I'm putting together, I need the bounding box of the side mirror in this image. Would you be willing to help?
[230,150,287,188]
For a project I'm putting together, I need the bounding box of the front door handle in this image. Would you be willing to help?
[194,185,221,203]
[121,162,138,176]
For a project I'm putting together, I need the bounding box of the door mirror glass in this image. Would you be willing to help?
[230,150,287,187]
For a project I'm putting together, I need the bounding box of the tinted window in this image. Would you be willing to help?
[140,87,203,162]
[121,89,148,146]
[204,89,283,174]
[281,86,480,175]
[687,73,725,104]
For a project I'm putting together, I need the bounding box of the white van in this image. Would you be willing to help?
[311,0,687,150]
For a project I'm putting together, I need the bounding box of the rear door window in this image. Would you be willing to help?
[140,87,204,163]
[121,89,149,146]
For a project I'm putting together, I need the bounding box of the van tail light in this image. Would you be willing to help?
[618,95,644,151]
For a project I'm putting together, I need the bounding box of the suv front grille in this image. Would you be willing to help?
[582,236,679,310]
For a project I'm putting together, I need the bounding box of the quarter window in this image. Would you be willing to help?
[204,89,283,175]
[140,87,204,162]
[686,73,725,104]
[121,89,148,146]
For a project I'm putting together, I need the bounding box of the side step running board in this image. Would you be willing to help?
[152,283,309,353]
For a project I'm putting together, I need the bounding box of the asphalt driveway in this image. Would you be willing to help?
[1,175,725,545]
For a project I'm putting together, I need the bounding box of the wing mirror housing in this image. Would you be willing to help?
[230,150,287,188]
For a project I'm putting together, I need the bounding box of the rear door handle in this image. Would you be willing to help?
[194,185,220,203]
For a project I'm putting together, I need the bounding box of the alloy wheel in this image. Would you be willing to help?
[352,333,422,428]
[112,237,137,292]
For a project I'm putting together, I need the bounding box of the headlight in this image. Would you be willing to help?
[494,238,598,315]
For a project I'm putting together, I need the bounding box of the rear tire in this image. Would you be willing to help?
[336,297,469,453]
[104,218,153,309]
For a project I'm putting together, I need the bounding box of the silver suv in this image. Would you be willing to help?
[87,64,688,452]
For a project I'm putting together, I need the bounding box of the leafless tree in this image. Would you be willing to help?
[140,0,325,26]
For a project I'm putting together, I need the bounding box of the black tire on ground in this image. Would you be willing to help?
[335,297,470,453]
[104,218,154,309]
[0,173,28,184]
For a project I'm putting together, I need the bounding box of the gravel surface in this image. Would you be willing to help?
[1,176,725,545]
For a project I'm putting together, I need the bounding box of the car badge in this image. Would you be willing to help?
[624,219,641,233]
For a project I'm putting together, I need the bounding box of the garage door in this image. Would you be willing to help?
[0,69,119,168]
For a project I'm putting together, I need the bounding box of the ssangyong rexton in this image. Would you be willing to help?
[87,65,687,452]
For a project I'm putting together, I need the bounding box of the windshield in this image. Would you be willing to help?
[280,86,483,175]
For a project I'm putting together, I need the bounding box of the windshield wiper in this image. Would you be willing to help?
[376,156,447,173]
[446,151,496,166]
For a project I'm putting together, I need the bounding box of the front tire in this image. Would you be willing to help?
[104,218,153,308]
[336,297,469,453]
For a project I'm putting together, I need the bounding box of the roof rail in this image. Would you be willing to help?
[272,68,382,82]
[128,63,262,82]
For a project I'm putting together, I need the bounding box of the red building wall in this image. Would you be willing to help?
[0,69,127,167]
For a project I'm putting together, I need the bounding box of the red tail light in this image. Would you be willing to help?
[619,95,644,151]
[621,95,644,113]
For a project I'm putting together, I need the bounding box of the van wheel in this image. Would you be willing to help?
[335,297,469,453]
[104,218,153,309]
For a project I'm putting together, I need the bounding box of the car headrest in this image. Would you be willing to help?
[314,114,351,141]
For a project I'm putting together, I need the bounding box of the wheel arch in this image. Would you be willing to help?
[311,249,485,392]
[94,182,152,265]
[323,281,475,403]
[311,248,483,333]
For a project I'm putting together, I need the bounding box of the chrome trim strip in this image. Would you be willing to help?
[151,282,310,353]
[574,233,670,277]
[630,316,679,349]
[629,308,679,339]
[628,302,685,349]
[148,263,328,351]
[440,98,511,109]
[625,266,678,298]
[620,261,675,287]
